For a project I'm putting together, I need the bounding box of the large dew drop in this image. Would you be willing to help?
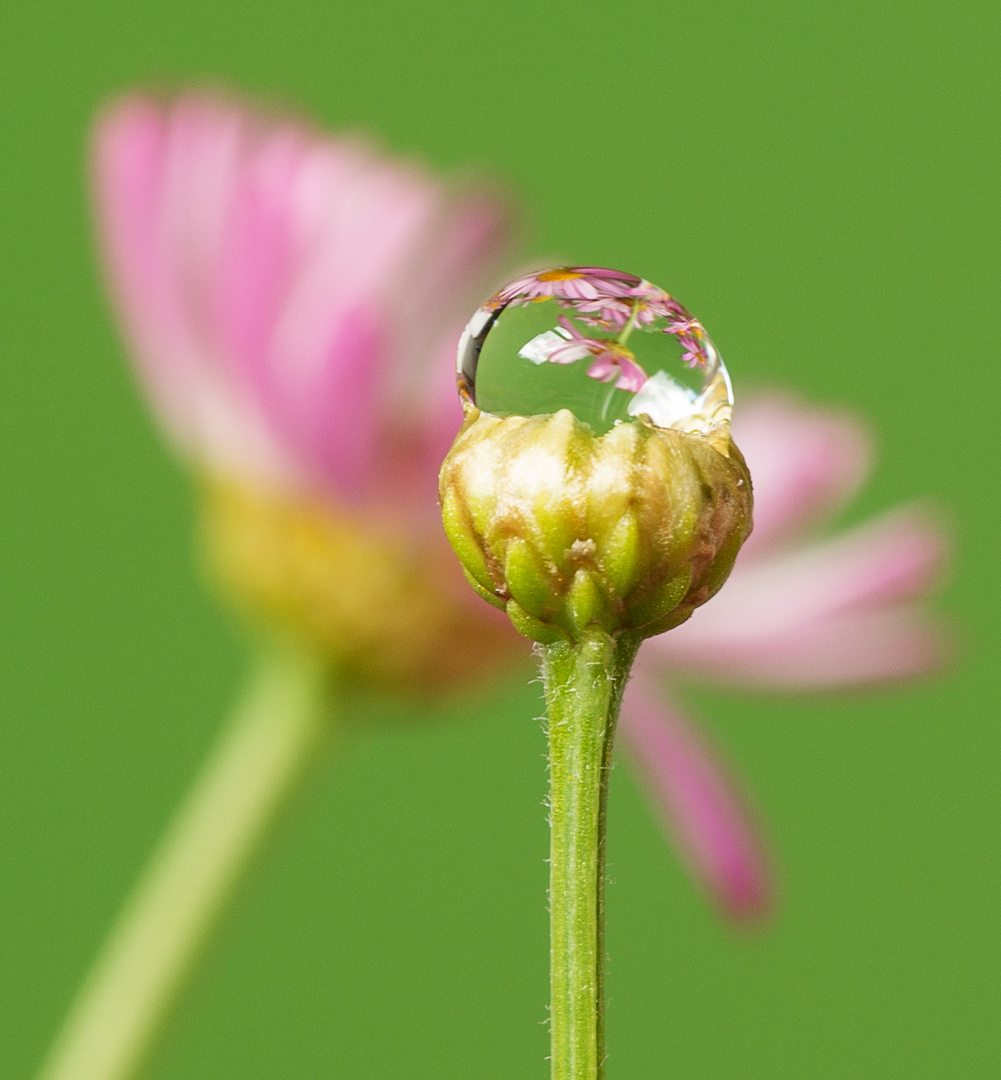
[458,266,732,436]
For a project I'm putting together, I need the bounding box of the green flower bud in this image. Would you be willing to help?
[440,406,751,644]
[439,265,753,644]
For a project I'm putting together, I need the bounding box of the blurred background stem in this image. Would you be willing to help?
[35,639,334,1080]
[542,630,639,1080]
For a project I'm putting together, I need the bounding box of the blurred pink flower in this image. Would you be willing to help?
[92,90,507,514]
[618,392,949,921]
[493,265,638,305]
[576,280,685,330]
[91,90,516,689]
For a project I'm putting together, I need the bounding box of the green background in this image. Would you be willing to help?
[1,1,997,1076]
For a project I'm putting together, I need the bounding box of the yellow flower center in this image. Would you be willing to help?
[607,342,635,360]
[537,268,584,282]
[200,476,515,691]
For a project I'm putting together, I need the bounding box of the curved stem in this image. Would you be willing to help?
[36,639,334,1080]
[615,299,641,346]
[541,628,639,1080]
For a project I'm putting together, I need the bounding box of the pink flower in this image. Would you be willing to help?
[576,280,687,330]
[91,90,517,689]
[676,329,709,368]
[617,392,948,921]
[572,286,712,368]
[584,350,648,391]
[546,315,648,391]
[492,265,639,306]
[92,91,509,513]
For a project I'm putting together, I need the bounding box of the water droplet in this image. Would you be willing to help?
[458,266,732,436]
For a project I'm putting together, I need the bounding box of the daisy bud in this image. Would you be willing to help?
[441,405,750,643]
[439,267,753,644]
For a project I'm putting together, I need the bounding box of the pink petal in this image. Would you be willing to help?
[234,144,507,501]
[373,193,513,514]
[733,393,873,557]
[619,671,773,922]
[92,95,307,485]
[585,355,619,383]
[550,342,595,365]
[92,98,193,446]
[209,124,313,410]
[258,148,439,499]
[92,91,514,502]
[652,506,948,655]
[614,356,648,392]
[386,187,513,387]
[563,278,600,300]
[651,604,948,691]
[557,313,584,340]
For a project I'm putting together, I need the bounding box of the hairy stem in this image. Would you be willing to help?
[541,628,639,1080]
[36,639,333,1080]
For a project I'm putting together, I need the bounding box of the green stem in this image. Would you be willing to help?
[541,628,639,1080]
[615,299,641,346]
[36,639,334,1080]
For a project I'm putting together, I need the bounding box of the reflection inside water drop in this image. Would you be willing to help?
[457,266,733,436]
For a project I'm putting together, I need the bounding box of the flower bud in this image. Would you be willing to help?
[439,266,753,644]
[440,407,751,643]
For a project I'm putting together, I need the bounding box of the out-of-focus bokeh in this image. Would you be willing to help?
[1,2,996,1077]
